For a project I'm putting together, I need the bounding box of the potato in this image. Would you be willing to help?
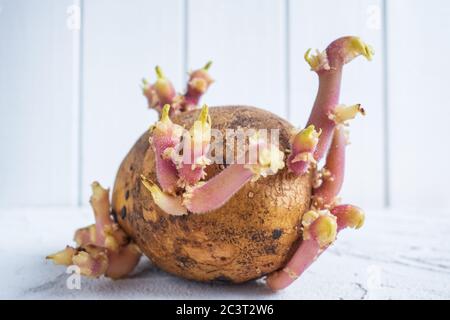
[112,106,313,283]
[49,36,370,288]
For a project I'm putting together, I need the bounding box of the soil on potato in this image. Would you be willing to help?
[112,106,313,283]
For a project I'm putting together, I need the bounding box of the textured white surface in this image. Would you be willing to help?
[1,207,449,299]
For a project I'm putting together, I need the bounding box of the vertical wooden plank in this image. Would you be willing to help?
[81,0,183,202]
[0,0,78,206]
[187,0,287,118]
[289,0,385,209]
[387,0,450,208]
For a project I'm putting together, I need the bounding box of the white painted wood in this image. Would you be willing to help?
[187,0,287,118]
[2,207,449,299]
[81,0,183,203]
[387,0,450,209]
[289,0,385,209]
[4,0,450,210]
[0,0,79,206]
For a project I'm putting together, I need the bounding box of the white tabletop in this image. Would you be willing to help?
[1,207,449,299]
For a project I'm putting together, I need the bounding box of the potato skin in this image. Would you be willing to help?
[112,106,313,283]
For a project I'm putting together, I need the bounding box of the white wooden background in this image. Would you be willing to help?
[1,0,449,211]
